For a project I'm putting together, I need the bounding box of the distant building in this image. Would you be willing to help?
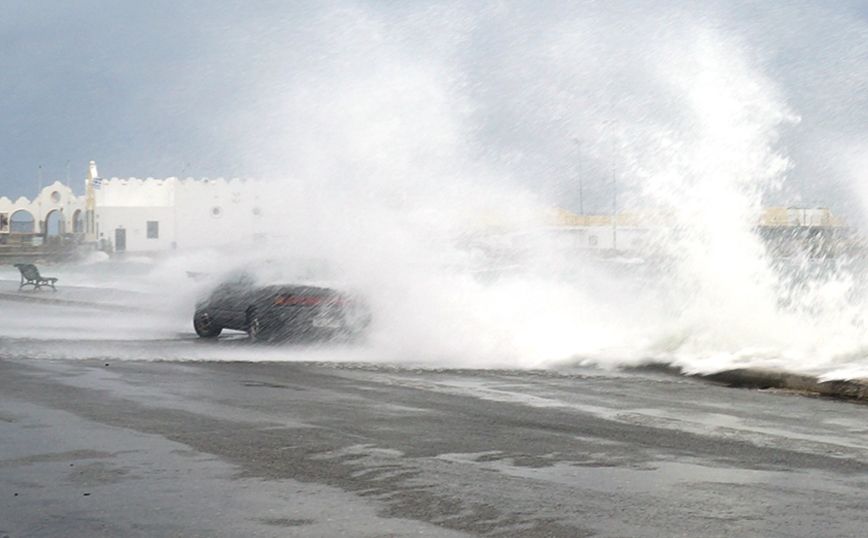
[0,163,857,259]
[544,208,653,252]
[758,207,854,258]
[0,182,85,242]
[86,162,265,252]
[0,161,267,255]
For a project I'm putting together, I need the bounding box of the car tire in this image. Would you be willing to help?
[193,311,222,338]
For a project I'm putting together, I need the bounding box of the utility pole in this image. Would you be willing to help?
[611,137,617,252]
[573,138,584,216]
[606,94,618,253]
[600,113,619,252]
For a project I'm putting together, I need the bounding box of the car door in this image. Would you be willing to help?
[209,271,256,330]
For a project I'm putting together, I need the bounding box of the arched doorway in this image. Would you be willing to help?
[10,209,35,233]
[45,209,64,237]
[72,209,84,234]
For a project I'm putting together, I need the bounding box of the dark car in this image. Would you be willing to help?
[193,270,371,342]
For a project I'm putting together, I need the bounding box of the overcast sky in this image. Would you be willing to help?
[2,1,866,219]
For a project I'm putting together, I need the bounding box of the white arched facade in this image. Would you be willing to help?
[0,182,86,238]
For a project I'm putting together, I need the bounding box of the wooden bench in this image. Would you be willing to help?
[14,263,58,291]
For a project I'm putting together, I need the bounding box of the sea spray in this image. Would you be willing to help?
[152,6,868,376]
[6,2,868,380]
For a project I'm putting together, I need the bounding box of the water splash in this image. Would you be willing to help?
[6,2,868,380]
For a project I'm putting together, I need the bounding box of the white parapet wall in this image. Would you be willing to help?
[0,182,86,236]
[93,176,267,252]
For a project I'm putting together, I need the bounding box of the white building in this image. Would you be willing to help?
[0,182,86,240]
[1,161,269,254]
[91,169,266,252]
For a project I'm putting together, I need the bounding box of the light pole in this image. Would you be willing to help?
[610,135,617,252]
[572,138,584,216]
[598,116,619,252]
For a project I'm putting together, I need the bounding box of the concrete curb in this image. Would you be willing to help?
[699,368,868,403]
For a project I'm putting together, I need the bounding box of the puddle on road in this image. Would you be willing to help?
[436,451,852,496]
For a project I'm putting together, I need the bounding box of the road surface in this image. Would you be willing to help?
[2,353,868,537]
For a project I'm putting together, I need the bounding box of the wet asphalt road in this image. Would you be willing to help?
[2,356,868,537]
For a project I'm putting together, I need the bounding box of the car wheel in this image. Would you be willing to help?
[193,311,222,338]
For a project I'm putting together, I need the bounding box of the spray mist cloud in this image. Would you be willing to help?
[7,1,868,379]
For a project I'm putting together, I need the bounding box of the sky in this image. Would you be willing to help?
[1,1,866,221]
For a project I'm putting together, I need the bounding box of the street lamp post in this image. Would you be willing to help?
[573,138,584,216]
[611,138,617,252]
[598,116,619,252]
